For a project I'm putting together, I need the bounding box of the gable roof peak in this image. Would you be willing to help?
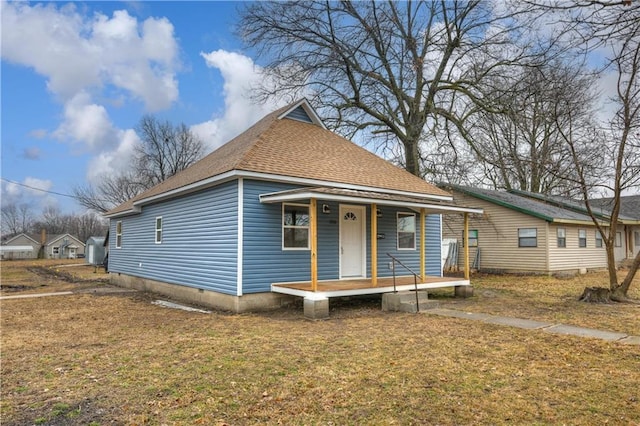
[277,98,326,129]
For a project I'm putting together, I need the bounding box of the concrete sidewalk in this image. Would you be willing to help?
[426,308,640,345]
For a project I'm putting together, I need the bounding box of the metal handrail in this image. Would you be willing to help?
[386,253,422,312]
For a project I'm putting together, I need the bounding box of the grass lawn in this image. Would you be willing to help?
[1,260,639,425]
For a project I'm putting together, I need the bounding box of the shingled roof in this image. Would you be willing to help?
[106,100,451,216]
[590,195,640,220]
[443,184,598,224]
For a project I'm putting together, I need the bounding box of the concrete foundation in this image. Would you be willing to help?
[110,273,295,313]
[455,285,474,298]
[304,297,329,320]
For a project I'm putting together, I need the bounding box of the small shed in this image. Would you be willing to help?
[85,236,106,265]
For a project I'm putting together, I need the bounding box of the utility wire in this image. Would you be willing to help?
[1,177,81,200]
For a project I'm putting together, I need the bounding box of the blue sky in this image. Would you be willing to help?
[1,1,287,213]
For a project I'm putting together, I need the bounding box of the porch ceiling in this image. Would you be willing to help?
[260,187,482,214]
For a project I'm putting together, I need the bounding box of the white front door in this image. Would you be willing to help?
[340,205,366,278]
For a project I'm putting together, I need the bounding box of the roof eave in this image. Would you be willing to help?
[260,189,482,215]
[105,170,453,217]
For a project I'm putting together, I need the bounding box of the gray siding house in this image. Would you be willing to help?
[1,233,85,259]
[105,100,479,317]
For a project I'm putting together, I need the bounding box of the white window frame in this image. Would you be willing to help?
[518,228,537,248]
[578,229,587,248]
[116,221,122,249]
[52,246,60,255]
[557,228,566,248]
[397,212,416,250]
[595,230,603,248]
[282,203,310,250]
[155,217,163,244]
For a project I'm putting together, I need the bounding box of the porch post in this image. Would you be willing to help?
[420,208,426,279]
[371,203,378,287]
[464,212,470,280]
[310,198,318,291]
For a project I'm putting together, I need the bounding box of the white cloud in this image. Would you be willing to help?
[1,2,179,111]
[0,177,57,210]
[1,1,180,184]
[54,91,120,152]
[192,50,289,151]
[85,129,140,182]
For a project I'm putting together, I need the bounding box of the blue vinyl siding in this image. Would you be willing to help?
[371,207,441,278]
[243,180,307,292]
[108,181,238,294]
[242,180,443,292]
[425,214,442,276]
[109,177,443,296]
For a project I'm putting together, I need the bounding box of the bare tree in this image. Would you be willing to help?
[541,1,640,301]
[74,116,204,212]
[469,61,599,196]
[239,1,549,177]
[1,202,34,237]
[134,116,204,187]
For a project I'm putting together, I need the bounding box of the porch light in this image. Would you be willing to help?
[322,204,331,214]
[377,209,383,217]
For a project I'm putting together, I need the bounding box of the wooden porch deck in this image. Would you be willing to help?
[272,275,470,299]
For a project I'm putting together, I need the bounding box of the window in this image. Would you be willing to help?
[462,229,478,247]
[116,221,122,249]
[155,217,163,244]
[578,229,587,248]
[635,231,640,247]
[52,246,59,255]
[557,228,566,248]
[615,231,623,247]
[518,228,537,247]
[397,212,416,250]
[595,230,603,248]
[283,204,309,249]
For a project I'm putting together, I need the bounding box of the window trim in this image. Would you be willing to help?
[462,229,478,248]
[557,228,566,248]
[595,230,603,248]
[397,212,416,250]
[155,216,163,244]
[578,229,587,248]
[116,221,122,249]
[615,231,623,247]
[282,203,310,250]
[518,228,537,248]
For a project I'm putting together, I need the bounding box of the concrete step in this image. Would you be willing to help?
[382,291,440,313]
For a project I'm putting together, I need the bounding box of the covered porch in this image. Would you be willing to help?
[260,186,482,319]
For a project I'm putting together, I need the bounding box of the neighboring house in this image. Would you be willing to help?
[85,236,106,265]
[441,185,640,275]
[104,100,480,318]
[590,195,640,260]
[0,233,86,259]
[0,234,40,259]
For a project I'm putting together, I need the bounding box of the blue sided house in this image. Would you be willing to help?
[105,100,480,318]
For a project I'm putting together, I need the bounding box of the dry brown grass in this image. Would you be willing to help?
[1,263,639,425]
